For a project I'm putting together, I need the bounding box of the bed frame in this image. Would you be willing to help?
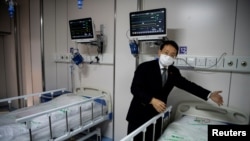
[0,88,68,112]
[0,87,112,141]
[120,106,172,141]
[120,101,249,141]
[174,101,249,125]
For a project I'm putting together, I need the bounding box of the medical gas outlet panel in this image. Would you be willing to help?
[175,55,250,73]
[129,40,249,73]
[54,52,113,65]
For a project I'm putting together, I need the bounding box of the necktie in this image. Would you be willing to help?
[162,68,167,86]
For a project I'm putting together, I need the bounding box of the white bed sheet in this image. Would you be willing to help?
[0,93,108,141]
[157,115,227,141]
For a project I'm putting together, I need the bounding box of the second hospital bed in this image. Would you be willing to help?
[120,100,249,141]
[0,87,112,141]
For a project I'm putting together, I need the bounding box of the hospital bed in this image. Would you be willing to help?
[0,87,112,141]
[120,101,249,141]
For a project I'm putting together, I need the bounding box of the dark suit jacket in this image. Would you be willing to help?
[126,59,210,125]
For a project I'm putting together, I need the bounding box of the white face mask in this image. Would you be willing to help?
[159,54,175,67]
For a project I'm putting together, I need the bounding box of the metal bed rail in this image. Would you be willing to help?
[17,94,107,141]
[0,88,67,111]
[0,88,112,141]
[120,106,172,141]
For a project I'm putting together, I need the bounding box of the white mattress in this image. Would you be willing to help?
[0,94,108,141]
[157,115,227,141]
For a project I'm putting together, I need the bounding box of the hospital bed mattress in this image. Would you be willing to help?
[120,101,249,141]
[158,115,227,141]
[0,88,111,141]
[158,102,249,141]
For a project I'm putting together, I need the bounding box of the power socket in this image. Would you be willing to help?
[223,56,237,70]
[55,53,71,63]
[236,56,250,72]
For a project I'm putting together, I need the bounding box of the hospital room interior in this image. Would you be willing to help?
[0,0,249,141]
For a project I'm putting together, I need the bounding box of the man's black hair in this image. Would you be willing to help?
[159,40,179,55]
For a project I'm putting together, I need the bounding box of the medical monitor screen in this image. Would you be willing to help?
[69,17,96,43]
[129,8,166,40]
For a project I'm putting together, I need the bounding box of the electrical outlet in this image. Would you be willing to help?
[64,54,72,62]
[55,53,71,63]
[56,54,63,62]
[223,56,237,70]
[236,56,250,72]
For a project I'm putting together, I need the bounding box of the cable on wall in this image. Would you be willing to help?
[227,0,239,106]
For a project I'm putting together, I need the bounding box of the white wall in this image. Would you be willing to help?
[228,0,250,116]
[114,0,137,140]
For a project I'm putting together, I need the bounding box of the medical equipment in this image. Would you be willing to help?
[69,17,97,43]
[77,0,83,9]
[0,87,112,141]
[4,0,15,18]
[129,8,167,41]
[129,40,139,56]
[70,47,84,65]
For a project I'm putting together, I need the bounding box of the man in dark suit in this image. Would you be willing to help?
[126,40,223,141]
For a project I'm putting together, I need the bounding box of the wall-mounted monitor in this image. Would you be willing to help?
[129,8,167,41]
[69,17,96,43]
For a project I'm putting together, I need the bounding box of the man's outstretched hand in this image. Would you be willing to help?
[209,91,223,106]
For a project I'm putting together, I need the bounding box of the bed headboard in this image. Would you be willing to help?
[74,87,112,118]
[175,101,249,125]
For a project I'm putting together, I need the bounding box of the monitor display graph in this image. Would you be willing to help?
[130,8,167,40]
[69,17,96,43]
